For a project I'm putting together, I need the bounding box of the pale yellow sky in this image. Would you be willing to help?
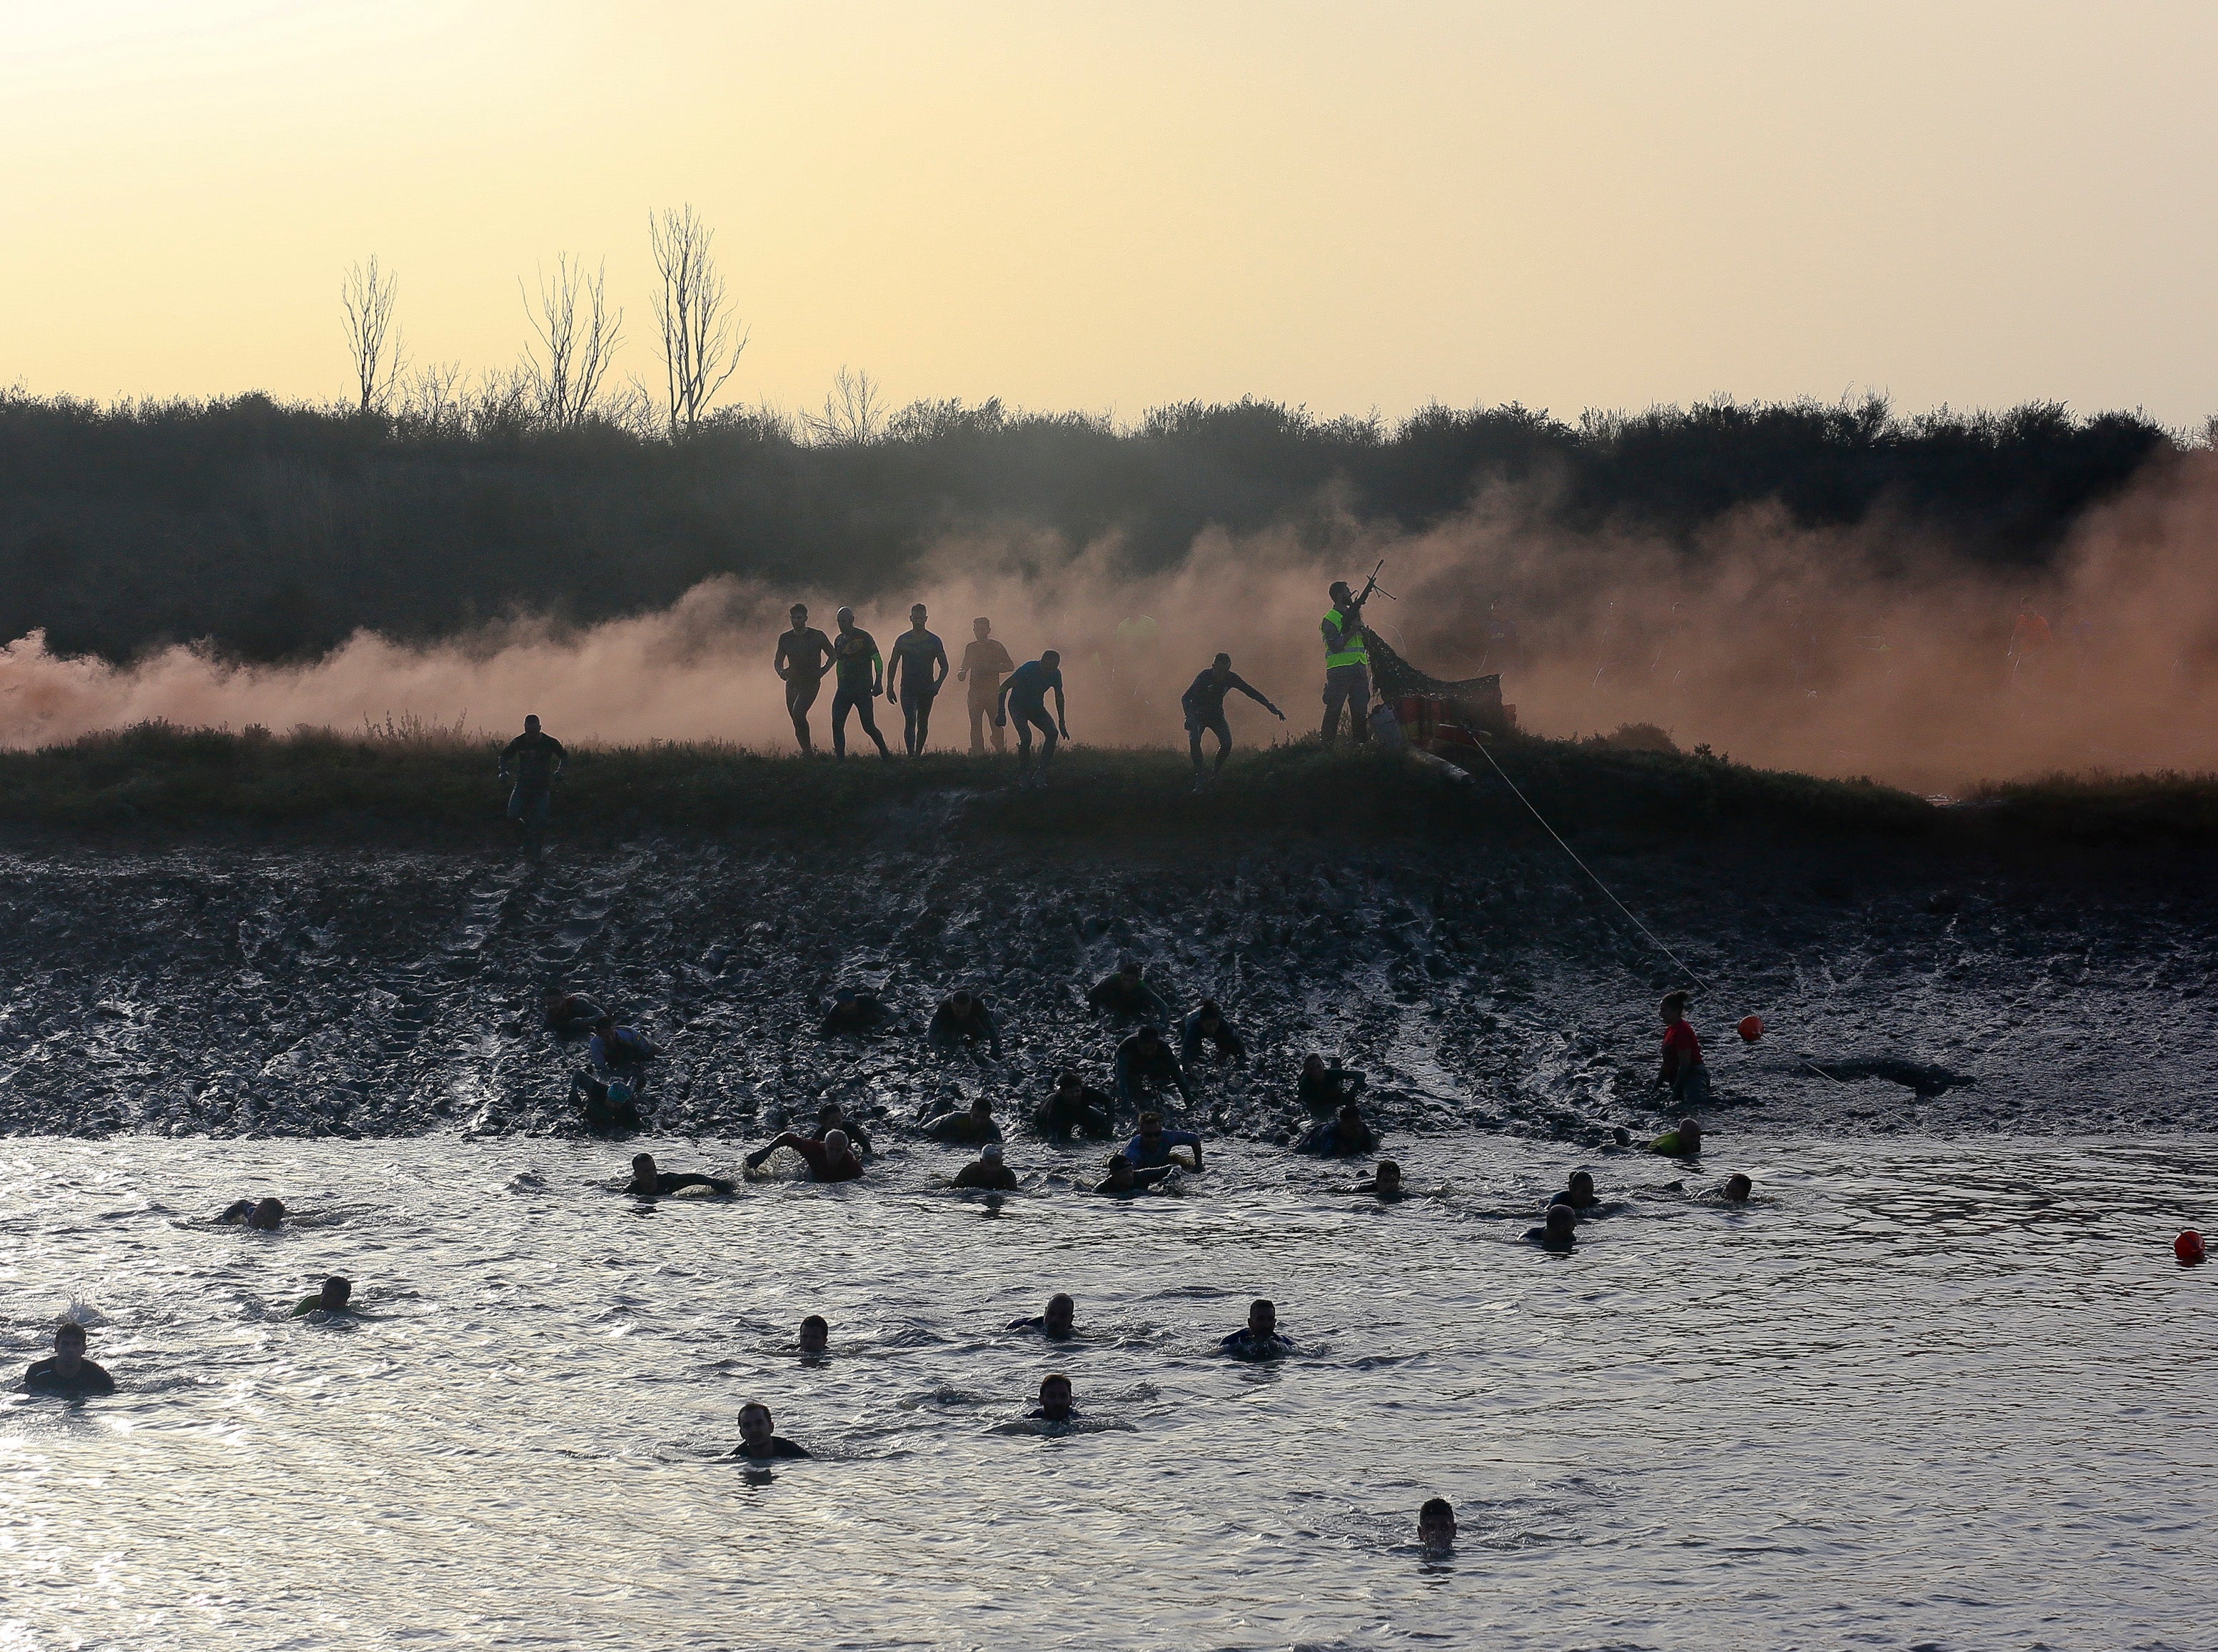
[4,1,2214,426]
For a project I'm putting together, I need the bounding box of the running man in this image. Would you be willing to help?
[959,618,1015,755]
[498,714,565,858]
[774,603,836,753]
[1180,653,1284,785]
[830,608,892,760]
[888,603,949,757]
[995,650,1068,788]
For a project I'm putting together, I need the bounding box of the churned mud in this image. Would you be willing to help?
[1,820,2211,1144]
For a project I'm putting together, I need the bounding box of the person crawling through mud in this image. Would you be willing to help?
[1092,1154,1176,1197]
[745,1129,865,1183]
[24,1321,114,1397]
[219,1197,286,1229]
[590,1016,658,1078]
[1029,1373,1079,1424]
[1296,1102,1377,1158]
[819,987,893,1037]
[498,714,565,856]
[1087,957,1171,1023]
[1298,1054,1367,1112]
[1655,990,1710,1107]
[1124,1111,1204,1172]
[927,990,1002,1057]
[1648,1117,1704,1158]
[815,1102,873,1157]
[1219,1298,1294,1358]
[1033,1071,1115,1140]
[1524,1204,1578,1252]
[1009,1294,1077,1339]
[570,1069,643,1133]
[543,986,605,1038]
[1179,1000,1247,1066]
[952,1142,1018,1190]
[625,1152,734,1197]
[924,1097,1002,1145]
[1114,1026,1191,1114]
[292,1276,356,1316]
[1345,1160,1404,1199]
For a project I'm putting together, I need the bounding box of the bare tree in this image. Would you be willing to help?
[341,257,405,414]
[801,366,887,446]
[399,361,465,436]
[648,205,747,437]
[522,255,625,428]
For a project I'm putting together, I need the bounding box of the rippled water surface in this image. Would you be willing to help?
[4,1132,2214,1651]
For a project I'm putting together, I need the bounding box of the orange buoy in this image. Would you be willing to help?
[2177,1230,2207,1264]
[1737,1015,1765,1043]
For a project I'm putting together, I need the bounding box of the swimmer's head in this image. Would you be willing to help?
[1659,989,1691,1023]
[631,1153,657,1179]
[1037,1373,1073,1421]
[980,1143,1003,1161]
[1568,1170,1596,1204]
[798,1315,828,1354]
[1546,1204,1576,1237]
[969,1097,992,1117]
[1375,1160,1403,1192]
[1248,1298,1276,1336]
[1197,999,1221,1027]
[1418,1496,1456,1554]
[320,1276,352,1309]
[54,1321,88,1352]
[737,1402,775,1448]
[825,1129,852,1158]
[1104,1154,1135,1187]
[1678,1116,1704,1143]
[1056,1069,1081,1092]
[1725,1173,1753,1202]
[247,1197,285,1231]
[1045,1293,1074,1334]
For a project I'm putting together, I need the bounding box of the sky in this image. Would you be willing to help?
[4,0,2216,429]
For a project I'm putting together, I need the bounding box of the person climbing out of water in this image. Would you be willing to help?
[798,1315,829,1356]
[498,714,565,858]
[542,985,605,1038]
[924,1097,1002,1145]
[1346,1160,1404,1199]
[1009,1294,1077,1338]
[291,1276,354,1316]
[1525,1204,1578,1252]
[1319,580,1373,745]
[219,1197,286,1229]
[830,607,893,760]
[1114,1027,1191,1117]
[1179,999,1247,1067]
[1033,1071,1115,1140]
[1552,1170,1598,1211]
[994,650,1068,788]
[569,1069,643,1133]
[1418,1498,1458,1557]
[959,618,1015,755]
[1124,1110,1204,1172]
[887,603,949,757]
[1030,1373,1078,1424]
[1648,1117,1704,1158]
[1093,1154,1175,1197]
[590,1016,658,1080]
[24,1321,113,1396]
[730,1401,810,1460]
[1298,1054,1367,1112]
[815,1102,874,1158]
[927,990,1002,1057]
[1088,956,1170,1024]
[745,1128,865,1183]
[1220,1298,1294,1357]
[625,1153,734,1197]
[1297,1102,1378,1157]
[1723,1173,1753,1202]
[819,987,893,1038]
[1655,991,1710,1107]
[954,1142,1018,1191]
[1181,652,1284,787]
[774,603,837,753]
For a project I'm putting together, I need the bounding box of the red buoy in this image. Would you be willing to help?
[1737,1015,1765,1043]
[2177,1230,2207,1264]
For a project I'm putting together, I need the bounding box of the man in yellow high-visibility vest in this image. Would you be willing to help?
[1320,580,1371,744]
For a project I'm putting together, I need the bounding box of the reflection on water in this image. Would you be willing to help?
[2,1133,2214,1650]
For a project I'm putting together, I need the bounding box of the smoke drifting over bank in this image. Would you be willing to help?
[4,451,2215,791]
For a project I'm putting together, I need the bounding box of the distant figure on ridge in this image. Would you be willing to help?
[995,650,1068,788]
[499,713,565,859]
[1181,652,1284,787]
[888,603,949,757]
[830,607,892,760]
[774,602,836,754]
[1319,580,1373,745]
[959,618,1015,755]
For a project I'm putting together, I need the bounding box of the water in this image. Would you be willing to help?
[4,1132,2214,1651]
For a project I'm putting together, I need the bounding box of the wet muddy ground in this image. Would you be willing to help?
[1,822,2211,1146]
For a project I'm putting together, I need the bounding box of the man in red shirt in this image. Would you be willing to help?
[744,1127,864,1183]
[1655,989,1710,1106]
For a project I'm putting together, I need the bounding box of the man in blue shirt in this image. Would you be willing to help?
[995,650,1069,788]
[1122,1110,1204,1172]
[590,1016,657,1077]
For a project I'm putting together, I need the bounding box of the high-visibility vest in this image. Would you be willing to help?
[1321,608,1368,669]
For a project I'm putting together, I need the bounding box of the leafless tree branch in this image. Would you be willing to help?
[648,205,747,438]
[523,254,625,428]
[341,257,406,415]
[800,366,887,445]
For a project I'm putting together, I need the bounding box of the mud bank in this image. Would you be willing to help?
[4,822,2210,1144]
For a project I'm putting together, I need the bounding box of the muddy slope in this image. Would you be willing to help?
[1,826,2211,1143]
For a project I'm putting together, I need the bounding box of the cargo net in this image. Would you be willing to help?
[1365,631,1511,748]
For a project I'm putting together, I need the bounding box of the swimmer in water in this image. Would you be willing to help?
[1345,1160,1404,1199]
[1418,1497,1457,1556]
[1295,1102,1377,1157]
[1648,1117,1704,1158]
[1298,1053,1367,1112]
[816,1102,874,1158]
[953,1142,1018,1191]
[1553,1170,1598,1210]
[625,1152,735,1197]
[218,1197,286,1230]
[923,1097,1002,1146]
[291,1276,354,1316]
[730,1401,811,1460]
[1093,1154,1175,1197]
[1219,1298,1294,1357]
[1124,1111,1204,1172]
[1029,1373,1078,1424]
[1009,1293,1076,1339]
[570,1069,643,1133]
[1524,1204,1577,1252]
[744,1128,865,1183]
[798,1315,829,1356]
[1723,1172,1753,1202]
[24,1321,114,1397]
